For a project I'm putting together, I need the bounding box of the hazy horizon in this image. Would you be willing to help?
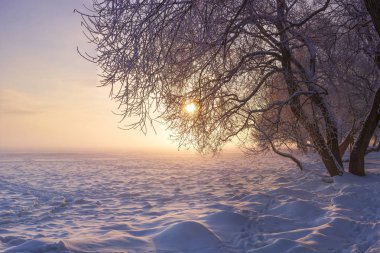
[0,139,240,155]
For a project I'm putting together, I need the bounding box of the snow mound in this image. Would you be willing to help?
[269,200,324,220]
[2,239,66,253]
[268,188,315,200]
[319,217,360,238]
[248,238,316,253]
[257,215,302,233]
[64,233,150,253]
[298,217,374,252]
[205,210,249,230]
[153,221,224,252]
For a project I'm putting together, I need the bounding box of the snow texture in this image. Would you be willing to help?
[0,152,379,253]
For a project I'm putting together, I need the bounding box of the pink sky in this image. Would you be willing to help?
[0,0,183,153]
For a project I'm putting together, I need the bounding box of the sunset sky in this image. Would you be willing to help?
[0,0,181,152]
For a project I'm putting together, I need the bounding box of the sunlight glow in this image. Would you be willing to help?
[184,102,197,114]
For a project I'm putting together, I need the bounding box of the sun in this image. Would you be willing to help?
[184,102,197,114]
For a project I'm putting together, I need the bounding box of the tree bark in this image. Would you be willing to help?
[363,0,380,69]
[313,96,343,167]
[268,138,305,171]
[348,0,380,176]
[339,125,355,157]
[364,0,380,37]
[349,87,380,175]
[276,0,341,177]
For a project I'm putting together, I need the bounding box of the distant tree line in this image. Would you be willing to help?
[77,0,380,177]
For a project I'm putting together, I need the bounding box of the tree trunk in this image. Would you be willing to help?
[315,98,343,167]
[363,0,380,69]
[349,87,380,175]
[364,0,380,37]
[339,126,355,157]
[276,0,341,177]
[348,0,380,176]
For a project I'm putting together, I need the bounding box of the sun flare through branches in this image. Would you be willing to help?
[184,102,197,115]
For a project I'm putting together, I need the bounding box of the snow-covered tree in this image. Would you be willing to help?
[77,0,379,176]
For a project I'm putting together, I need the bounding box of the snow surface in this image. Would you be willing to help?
[0,152,379,253]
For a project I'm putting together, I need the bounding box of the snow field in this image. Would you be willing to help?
[0,152,379,253]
